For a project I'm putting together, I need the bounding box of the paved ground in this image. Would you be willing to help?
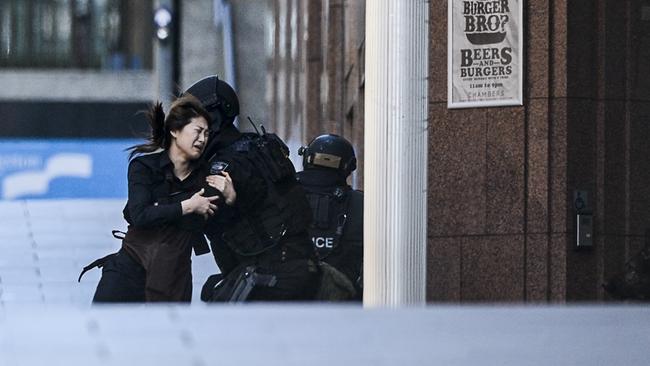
[2,304,650,366]
[1,200,649,365]
[0,199,216,306]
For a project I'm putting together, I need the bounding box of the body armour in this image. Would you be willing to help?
[204,131,313,267]
[296,170,363,291]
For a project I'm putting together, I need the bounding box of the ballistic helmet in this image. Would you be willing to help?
[183,75,239,132]
[298,134,357,177]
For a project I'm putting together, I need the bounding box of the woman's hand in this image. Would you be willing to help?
[206,172,237,206]
[181,188,220,219]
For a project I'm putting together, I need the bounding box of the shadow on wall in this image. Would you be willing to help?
[603,230,650,301]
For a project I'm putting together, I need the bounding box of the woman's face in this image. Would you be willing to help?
[170,116,209,161]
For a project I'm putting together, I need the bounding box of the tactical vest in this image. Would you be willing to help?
[215,133,312,256]
[304,186,363,260]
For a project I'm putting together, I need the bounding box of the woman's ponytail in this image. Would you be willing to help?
[148,102,166,148]
[127,102,168,159]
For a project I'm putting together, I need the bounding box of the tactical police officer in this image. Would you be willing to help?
[297,134,364,301]
[184,75,318,302]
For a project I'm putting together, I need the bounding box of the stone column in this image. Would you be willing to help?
[363,0,429,306]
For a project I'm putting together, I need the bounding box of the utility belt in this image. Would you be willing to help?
[201,241,317,303]
[228,266,278,302]
[201,233,312,303]
[236,232,313,267]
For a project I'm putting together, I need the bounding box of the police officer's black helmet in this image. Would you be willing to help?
[298,134,357,177]
[183,75,239,132]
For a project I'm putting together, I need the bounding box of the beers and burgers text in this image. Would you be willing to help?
[460,47,512,78]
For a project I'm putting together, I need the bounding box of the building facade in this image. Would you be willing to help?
[267,0,650,302]
[266,0,366,189]
[0,0,267,138]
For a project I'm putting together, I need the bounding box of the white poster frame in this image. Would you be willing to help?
[447,0,524,109]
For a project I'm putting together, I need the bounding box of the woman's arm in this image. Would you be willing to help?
[181,188,219,219]
[126,159,219,227]
[126,159,182,227]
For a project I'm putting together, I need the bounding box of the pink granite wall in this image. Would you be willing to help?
[427,0,650,302]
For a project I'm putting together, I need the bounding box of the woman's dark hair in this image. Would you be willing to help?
[127,95,211,159]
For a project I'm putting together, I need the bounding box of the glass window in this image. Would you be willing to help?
[0,0,153,70]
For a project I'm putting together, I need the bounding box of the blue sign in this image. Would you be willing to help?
[0,139,139,200]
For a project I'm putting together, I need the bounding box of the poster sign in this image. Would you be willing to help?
[448,0,523,108]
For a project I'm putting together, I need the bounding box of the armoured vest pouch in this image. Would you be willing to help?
[314,261,357,301]
[250,133,295,183]
[346,190,364,248]
[308,194,332,229]
[306,188,351,260]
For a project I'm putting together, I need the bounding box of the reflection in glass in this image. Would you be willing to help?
[0,0,153,70]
